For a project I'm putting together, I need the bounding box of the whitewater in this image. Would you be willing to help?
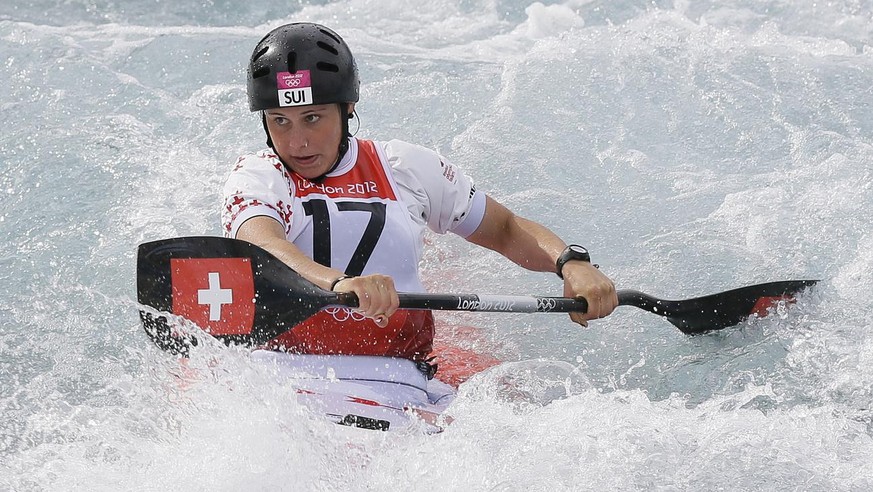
[2,0,873,490]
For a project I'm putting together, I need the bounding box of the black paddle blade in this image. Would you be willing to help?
[617,280,819,334]
[137,236,337,351]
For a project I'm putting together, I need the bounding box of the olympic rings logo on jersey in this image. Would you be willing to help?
[325,307,367,322]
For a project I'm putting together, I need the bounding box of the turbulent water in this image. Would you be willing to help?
[3,0,873,489]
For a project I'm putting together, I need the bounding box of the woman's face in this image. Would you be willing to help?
[263,103,353,179]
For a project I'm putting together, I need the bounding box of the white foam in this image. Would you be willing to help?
[3,0,873,489]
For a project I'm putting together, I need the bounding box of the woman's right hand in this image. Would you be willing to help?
[331,274,399,328]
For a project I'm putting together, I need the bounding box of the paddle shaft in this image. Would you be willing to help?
[336,292,589,313]
[335,282,818,334]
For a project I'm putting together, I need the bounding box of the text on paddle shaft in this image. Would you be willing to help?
[456,297,516,311]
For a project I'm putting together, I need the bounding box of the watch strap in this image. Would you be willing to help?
[556,245,591,279]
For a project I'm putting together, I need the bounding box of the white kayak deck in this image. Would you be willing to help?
[251,350,456,433]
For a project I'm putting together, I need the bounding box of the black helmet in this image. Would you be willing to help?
[247,22,359,112]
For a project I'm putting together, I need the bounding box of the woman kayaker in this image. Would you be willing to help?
[222,22,617,365]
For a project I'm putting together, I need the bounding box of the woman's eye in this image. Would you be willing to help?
[273,117,288,125]
[305,114,320,123]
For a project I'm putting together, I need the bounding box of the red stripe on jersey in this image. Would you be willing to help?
[292,140,397,200]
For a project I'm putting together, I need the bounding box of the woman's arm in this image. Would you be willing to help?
[237,216,340,290]
[465,196,618,326]
[236,216,398,326]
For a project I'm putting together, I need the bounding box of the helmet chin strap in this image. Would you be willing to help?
[262,104,352,184]
[262,112,274,149]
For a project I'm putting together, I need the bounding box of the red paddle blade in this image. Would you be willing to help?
[617,280,819,334]
[137,236,336,353]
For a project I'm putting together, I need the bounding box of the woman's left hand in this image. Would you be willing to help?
[561,261,618,327]
[332,274,399,328]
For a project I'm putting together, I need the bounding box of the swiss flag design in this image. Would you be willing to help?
[171,258,255,335]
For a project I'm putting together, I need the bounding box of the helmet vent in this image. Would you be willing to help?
[252,46,269,62]
[318,28,342,44]
[286,51,297,73]
[316,62,339,73]
[252,66,270,79]
[317,41,339,56]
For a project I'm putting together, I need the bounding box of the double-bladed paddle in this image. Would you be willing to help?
[136,236,818,354]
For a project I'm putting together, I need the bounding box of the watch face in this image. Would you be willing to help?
[569,245,588,254]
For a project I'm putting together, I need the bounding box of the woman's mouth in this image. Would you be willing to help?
[290,155,319,167]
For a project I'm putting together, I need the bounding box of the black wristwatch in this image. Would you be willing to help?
[556,244,591,279]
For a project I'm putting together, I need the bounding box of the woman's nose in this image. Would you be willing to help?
[287,130,309,150]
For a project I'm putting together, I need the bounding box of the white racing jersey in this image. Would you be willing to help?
[222,137,486,360]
